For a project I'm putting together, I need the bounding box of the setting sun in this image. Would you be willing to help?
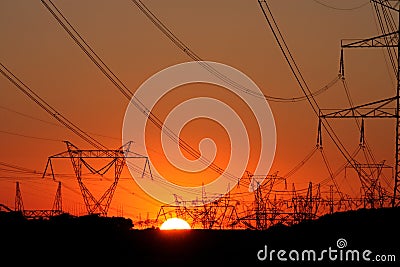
[160,218,191,230]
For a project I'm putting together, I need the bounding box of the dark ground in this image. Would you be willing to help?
[1,207,399,266]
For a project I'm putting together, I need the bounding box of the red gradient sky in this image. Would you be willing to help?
[0,0,396,224]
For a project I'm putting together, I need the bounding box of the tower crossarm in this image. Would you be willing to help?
[341,31,398,48]
[320,97,397,118]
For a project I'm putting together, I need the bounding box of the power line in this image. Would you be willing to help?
[130,0,340,103]
[0,105,121,141]
[37,0,361,196]
[312,0,370,11]
[258,0,357,167]
[0,62,107,150]
[40,0,246,188]
[0,129,62,142]
[0,62,163,209]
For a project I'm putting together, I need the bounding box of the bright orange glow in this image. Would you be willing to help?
[160,218,191,230]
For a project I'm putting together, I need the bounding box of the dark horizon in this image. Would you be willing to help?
[1,206,399,265]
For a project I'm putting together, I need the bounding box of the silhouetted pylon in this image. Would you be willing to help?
[15,181,24,212]
[52,181,62,213]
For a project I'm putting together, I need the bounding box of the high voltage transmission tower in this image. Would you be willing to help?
[15,181,24,212]
[14,181,63,219]
[345,162,392,208]
[319,0,400,207]
[43,141,151,216]
[156,186,239,229]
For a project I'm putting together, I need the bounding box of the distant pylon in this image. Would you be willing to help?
[43,140,148,216]
[52,181,62,213]
[15,181,24,212]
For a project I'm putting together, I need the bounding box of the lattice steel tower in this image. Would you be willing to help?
[319,0,400,207]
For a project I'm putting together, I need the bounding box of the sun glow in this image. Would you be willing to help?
[160,218,191,230]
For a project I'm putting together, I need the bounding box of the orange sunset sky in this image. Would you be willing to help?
[0,0,397,224]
